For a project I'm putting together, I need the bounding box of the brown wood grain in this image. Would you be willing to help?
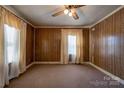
[90,8,124,79]
[34,28,90,62]
[120,9,124,79]
[26,24,34,66]
[83,28,89,62]
[35,28,61,62]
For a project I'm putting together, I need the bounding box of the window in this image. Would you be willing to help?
[68,35,76,55]
[4,24,20,63]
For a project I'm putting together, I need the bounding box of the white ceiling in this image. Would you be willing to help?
[9,5,120,26]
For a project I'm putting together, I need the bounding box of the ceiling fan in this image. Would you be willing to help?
[52,5,85,20]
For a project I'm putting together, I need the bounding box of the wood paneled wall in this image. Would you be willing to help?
[26,24,34,65]
[83,28,89,62]
[90,8,124,79]
[34,28,89,62]
[35,28,61,62]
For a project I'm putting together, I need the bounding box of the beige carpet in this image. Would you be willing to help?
[5,64,124,88]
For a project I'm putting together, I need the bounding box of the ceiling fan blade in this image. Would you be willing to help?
[72,12,79,20]
[73,5,86,8]
[64,5,69,9]
[64,5,86,9]
[52,10,64,17]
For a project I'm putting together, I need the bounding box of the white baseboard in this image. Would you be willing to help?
[26,61,124,85]
[26,61,61,69]
[88,62,124,85]
[33,61,61,64]
[80,62,91,64]
[26,62,34,69]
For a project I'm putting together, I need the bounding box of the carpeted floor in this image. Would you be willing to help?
[5,64,124,88]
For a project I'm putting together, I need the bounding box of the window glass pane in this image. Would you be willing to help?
[7,46,15,62]
[4,24,19,63]
[4,24,16,44]
[68,35,76,55]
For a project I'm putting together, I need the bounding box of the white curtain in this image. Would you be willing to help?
[0,6,27,87]
[19,21,27,73]
[68,35,77,63]
[61,29,83,64]
[4,24,20,85]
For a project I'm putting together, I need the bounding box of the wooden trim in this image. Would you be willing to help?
[2,5,35,28]
[26,61,124,85]
[80,62,91,64]
[89,62,124,85]
[89,5,124,28]
[34,25,90,28]
[34,61,61,64]
[26,62,34,69]
[3,5,124,28]
[81,62,124,85]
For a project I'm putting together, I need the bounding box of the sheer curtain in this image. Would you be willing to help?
[0,6,27,87]
[61,29,83,64]
[19,21,27,73]
[68,35,77,63]
[4,24,20,84]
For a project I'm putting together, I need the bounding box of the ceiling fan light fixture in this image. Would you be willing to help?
[69,12,72,16]
[64,9,69,14]
[71,9,76,13]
